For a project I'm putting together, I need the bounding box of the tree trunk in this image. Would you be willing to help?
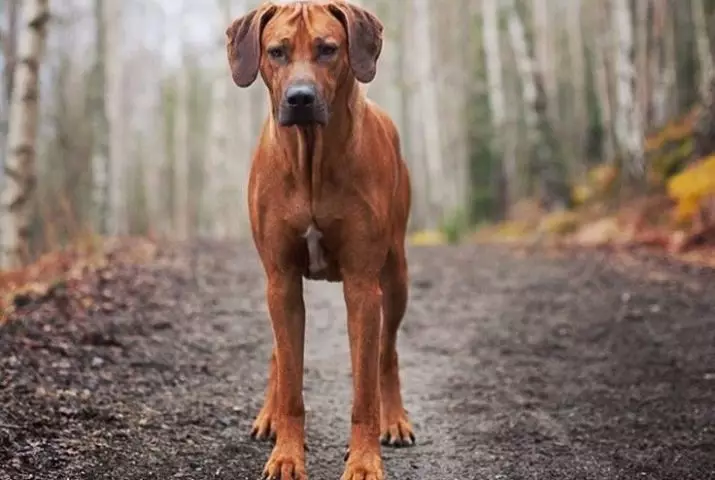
[591,0,617,164]
[531,0,558,121]
[506,0,570,211]
[692,0,713,97]
[413,0,445,227]
[612,0,645,180]
[0,0,20,187]
[90,0,110,235]
[482,0,516,213]
[566,0,586,167]
[205,0,233,239]
[650,0,671,129]
[0,0,49,268]
[173,53,190,240]
[106,0,125,235]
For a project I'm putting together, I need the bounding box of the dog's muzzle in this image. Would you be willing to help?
[278,82,329,126]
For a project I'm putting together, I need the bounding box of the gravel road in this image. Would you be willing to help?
[1,242,714,480]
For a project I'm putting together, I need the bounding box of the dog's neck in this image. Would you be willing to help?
[270,76,364,206]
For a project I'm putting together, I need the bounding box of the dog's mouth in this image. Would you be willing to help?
[278,102,329,127]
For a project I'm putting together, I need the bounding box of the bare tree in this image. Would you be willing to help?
[0,0,50,268]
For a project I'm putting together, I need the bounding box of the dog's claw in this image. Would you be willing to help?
[343,446,350,462]
[380,426,416,448]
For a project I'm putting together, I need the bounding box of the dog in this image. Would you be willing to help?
[226,1,412,478]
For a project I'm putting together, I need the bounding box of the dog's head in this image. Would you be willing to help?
[225,0,383,127]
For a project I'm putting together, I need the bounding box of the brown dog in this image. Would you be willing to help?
[226,1,412,478]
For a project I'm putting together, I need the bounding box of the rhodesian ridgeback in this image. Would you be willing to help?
[226,1,413,478]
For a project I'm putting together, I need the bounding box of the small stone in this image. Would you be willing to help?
[52,359,71,370]
[91,356,105,368]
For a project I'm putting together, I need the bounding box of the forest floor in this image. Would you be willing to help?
[1,240,715,480]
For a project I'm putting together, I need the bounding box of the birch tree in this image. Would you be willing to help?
[413,0,446,227]
[0,0,50,268]
[506,0,570,211]
[612,0,644,179]
[482,0,515,211]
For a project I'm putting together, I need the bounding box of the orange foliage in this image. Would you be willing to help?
[666,155,715,223]
[0,237,157,322]
[644,107,700,154]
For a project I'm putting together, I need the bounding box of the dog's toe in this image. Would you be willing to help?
[379,419,415,448]
[251,413,276,442]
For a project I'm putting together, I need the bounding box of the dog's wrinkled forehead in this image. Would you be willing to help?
[262,2,347,50]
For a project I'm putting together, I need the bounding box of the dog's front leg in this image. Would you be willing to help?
[262,270,307,480]
[342,275,384,480]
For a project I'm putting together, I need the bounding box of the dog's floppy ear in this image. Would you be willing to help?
[226,4,277,88]
[328,1,383,83]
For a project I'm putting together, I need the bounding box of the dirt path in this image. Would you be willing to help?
[2,242,715,480]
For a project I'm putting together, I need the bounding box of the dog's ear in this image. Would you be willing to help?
[328,1,383,83]
[226,4,277,88]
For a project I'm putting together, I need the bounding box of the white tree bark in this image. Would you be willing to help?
[482,0,517,210]
[0,0,49,268]
[413,0,445,227]
[506,0,537,133]
[612,0,645,178]
[506,0,569,210]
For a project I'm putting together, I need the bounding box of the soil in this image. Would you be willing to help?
[1,241,714,480]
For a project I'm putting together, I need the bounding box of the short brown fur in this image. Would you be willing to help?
[226,2,413,479]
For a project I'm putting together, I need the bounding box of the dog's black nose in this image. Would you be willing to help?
[285,84,316,107]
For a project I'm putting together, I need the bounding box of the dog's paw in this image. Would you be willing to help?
[380,410,415,447]
[341,449,383,480]
[262,443,307,480]
[251,405,277,442]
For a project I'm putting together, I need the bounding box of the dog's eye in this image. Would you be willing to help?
[267,46,285,60]
[317,44,338,58]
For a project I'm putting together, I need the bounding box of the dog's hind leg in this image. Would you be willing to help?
[378,246,415,447]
